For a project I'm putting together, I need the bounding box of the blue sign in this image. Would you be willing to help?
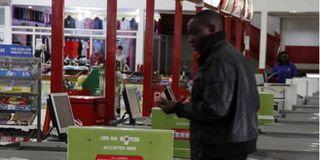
[0,44,33,57]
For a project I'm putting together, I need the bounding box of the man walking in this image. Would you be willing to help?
[159,10,259,160]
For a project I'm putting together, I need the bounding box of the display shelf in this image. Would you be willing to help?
[0,59,39,65]
[0,136,32,144]
[0,92,37,96]
[0,56,41,142]
[0,75,38,80]
[42,75,79,82]
[0,104,32,112]
[0,124,37,131]
[0,70,32,78]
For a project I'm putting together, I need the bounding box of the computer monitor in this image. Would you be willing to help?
[47,93,75,138]
[164,86,177,102]
[122,88,141,125]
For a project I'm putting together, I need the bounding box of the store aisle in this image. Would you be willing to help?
[252,93,319,160]
[0,150,66,160]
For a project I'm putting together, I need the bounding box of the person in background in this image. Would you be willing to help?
[90,52,103,66]
[116,45,127,72]
[158,10,259,160]
[272,51,298,83]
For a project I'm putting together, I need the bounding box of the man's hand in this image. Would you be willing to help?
[157,98,177,114]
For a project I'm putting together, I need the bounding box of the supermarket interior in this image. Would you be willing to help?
[0,0,319,160]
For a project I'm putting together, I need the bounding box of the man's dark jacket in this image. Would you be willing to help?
[176,31,259,159]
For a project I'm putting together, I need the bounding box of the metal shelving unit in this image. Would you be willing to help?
[0,92,38,96]
[0,56,41,142]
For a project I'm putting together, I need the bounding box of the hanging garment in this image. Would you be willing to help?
[84,18,94,29]
[64,16,76,28]
[130,18,138,30]
[70,40,79,59]
[120,19,130,30]
[93,17,103,29]
[81,40,89,57]
[93,40,102,54]
[76,19,85,29]
[64,39,72,58]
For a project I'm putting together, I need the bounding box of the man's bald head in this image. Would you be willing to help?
[193,10,223,31]
[187,10,223,49]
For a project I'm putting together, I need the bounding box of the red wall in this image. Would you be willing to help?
[250,25,280,67]
[285,46,319,64]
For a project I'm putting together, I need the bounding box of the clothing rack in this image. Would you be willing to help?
[11,26,137,58]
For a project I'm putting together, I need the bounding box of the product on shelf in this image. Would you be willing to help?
[0,56,41,141]
[0,86,31,93]
[0,96,31,111]
[0,112,36,126]
[0,96,29,105]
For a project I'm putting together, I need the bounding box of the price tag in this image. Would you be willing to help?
[3,87,12,91]
[7,105,16,110]
[21,87,30,93]
[173,129,190,140]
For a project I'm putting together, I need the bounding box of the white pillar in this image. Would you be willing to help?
[135,8,145,71]
[3,6,12,44]
[279,17,287,51]
[259,11,268,70]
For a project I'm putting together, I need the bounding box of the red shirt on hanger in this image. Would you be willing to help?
[70,41,79,59]
[64,40,72,58]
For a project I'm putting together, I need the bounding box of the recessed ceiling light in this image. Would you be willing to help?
[28,6,32,9]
